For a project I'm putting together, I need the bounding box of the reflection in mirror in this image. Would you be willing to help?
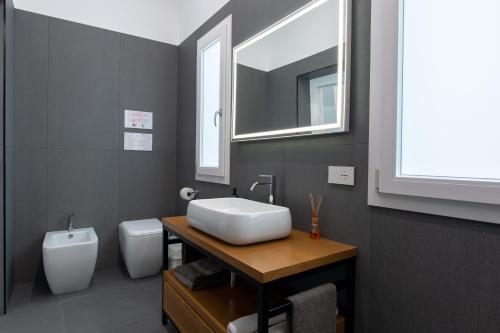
[232,0,351,141]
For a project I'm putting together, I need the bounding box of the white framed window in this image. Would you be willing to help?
[369,0,500,224]
[196,15,232,184]
[309,74,338,126]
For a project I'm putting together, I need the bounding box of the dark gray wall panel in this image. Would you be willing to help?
[48,18,120,150]
[118,151,177,221]
[13,11,178,283]
[0,147,2,317]
[14,11,48,148]
[0,145,3,313]
[230,141,283,205]
[119,35,178,152]
[232,0,286,45]
[4,0,15,310]
[0,1,5,313]
[235,65,267,134]
[47,149,119,269]
[13,148,47,284]
[370,208,500,333]
[281,143,370,333]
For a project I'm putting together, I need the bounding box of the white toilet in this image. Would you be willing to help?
[119,218,163,279]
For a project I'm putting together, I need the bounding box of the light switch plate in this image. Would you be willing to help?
[124,132,152,151]
[328,166,355,186]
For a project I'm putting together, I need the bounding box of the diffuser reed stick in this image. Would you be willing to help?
[309,193,323,239]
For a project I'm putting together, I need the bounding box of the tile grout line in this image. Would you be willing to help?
[60,298,66,333]
[117,34,122,225]
[46,16,50,236]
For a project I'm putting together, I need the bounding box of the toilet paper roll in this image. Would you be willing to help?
[180,187,198,201]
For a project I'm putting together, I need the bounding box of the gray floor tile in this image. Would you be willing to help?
[101,315,174,333]
[61,267,137,301]
[137,274,161,294]
[5,259,167,333]
[62,284,158,333]
[8,281,60,313]
[0,302,64,333]
[137,274,163,309]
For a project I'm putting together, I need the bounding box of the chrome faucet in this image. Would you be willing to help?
[68,212,75,233]
[250,175,276,204]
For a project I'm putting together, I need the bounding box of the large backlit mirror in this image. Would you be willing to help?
[232,0,351,141]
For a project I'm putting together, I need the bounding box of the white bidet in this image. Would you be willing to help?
[43,227,98,295]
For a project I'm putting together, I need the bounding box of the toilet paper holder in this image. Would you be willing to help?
[179,187,199,201]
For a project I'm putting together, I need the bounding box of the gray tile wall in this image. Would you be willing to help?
[0,0,5,314]
[13,10,178,284]
[175,0,500,332]
[4,0,15,312]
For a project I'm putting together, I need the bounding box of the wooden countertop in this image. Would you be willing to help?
[162,216,357,283]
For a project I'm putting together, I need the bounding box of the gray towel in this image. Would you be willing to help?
[286,283,337,333]
[174,258,229,290]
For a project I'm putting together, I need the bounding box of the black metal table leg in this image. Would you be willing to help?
[344,260,356,333]
[257,284,269,333]
[162,229,168,326]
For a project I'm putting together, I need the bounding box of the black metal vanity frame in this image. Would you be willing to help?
[162,227,356,333]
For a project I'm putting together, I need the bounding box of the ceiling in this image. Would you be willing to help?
[236,0,339,72]
[13,0,230,45]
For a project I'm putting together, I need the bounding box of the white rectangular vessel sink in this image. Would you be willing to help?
[187,198,292,245]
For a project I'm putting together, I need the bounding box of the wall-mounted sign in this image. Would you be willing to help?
[124,132,153,151]
[124,110,153,129]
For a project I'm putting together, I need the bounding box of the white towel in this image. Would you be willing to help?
[227,312,287,333]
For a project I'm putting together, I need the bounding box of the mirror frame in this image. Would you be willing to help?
[231,0,352,141]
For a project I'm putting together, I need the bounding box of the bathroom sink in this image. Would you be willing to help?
[187,198,292,245]
[43,227,98,295]
[43,228,97,249]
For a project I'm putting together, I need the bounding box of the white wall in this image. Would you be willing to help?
[13,0,229,45]
[177,0,230,43]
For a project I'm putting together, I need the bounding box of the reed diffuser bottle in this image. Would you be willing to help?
[308,193,323,239]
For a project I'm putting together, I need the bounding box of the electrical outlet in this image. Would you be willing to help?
[328,166,355,186]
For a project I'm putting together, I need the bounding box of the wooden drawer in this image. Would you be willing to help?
[163,281,215,333]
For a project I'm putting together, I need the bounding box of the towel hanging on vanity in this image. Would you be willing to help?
[227,283,337,333]
[286,283,337,333]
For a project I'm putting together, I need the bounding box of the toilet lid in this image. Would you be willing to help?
[120,218,162,237]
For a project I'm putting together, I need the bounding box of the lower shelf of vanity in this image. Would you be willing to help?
[163,269,345,333]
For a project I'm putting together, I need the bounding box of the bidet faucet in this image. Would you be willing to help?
[68,212,75,232]
[250,175,276,204]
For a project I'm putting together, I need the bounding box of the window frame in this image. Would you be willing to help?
[195,15,232,185]
[309,73,338,126]
[368,0,500,224]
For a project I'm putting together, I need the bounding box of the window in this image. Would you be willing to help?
[196,15,232,184]
[369,0,500,223]
[309,73,338,126]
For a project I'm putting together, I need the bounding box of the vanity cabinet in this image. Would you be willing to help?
[161,216,357,333]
